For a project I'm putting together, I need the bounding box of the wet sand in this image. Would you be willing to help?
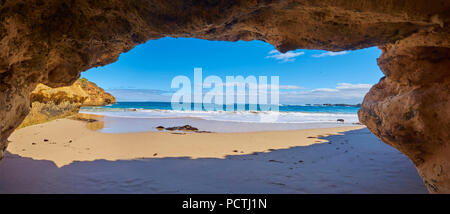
[96,115,360,133]
[6,117,364,167]
[0,117,427,193]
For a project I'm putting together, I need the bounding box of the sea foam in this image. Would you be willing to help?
[80,108,359,124]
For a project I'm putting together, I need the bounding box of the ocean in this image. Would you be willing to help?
[81,102,359,123]
[79,102,361,133]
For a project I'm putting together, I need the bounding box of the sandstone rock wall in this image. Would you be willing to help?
[78,78,116,106]
[19,83,88,128]
[358,30,450,193]
[0,0,449,192]
[19,79,115,128]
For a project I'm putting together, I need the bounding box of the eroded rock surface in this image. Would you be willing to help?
[19,78,115,128]
[358,30,450,193]
[0,0,449,192]
[78,78,116,106]
[18,82,87,128]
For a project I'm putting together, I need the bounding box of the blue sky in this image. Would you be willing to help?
[81,37,383,104]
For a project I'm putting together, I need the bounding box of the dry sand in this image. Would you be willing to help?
[0,117,427,193]
[7,118,364,167]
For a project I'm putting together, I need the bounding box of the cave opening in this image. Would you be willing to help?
[4,37,428,194]
[78,37,384,133]
[1,0,448,194]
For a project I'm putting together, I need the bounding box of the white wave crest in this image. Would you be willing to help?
[80,108,359,124]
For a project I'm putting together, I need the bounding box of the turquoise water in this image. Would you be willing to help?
[83,102,359,113]
[81,102,360,124]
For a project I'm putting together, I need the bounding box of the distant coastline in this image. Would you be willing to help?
[304,103,361,107]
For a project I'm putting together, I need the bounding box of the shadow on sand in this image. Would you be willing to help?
[0,128,427,193]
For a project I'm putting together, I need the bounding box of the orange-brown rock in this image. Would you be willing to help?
[358,30,450,193]
[0,0,449,192]
[18,78,115,128]
[19,83,88,128]
[77,78,116,106]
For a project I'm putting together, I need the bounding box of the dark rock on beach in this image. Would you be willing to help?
[162,125,201,132]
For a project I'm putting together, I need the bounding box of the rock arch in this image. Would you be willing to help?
[0,0,449,193]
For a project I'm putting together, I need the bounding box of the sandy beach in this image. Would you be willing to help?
[6,116,365,167]
[0,116,427,193]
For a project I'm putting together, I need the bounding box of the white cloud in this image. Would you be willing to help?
[265,50,304,63]
[107,89,173,102]
[279,85,304,90]
[335,83,371,89]
[311,88,339,92]
[312,51,349,58]
[210,82,303,90]
[278,83,373,104]
[108,83,372,105]
[201,82,372,104]
[255,84,304,90]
